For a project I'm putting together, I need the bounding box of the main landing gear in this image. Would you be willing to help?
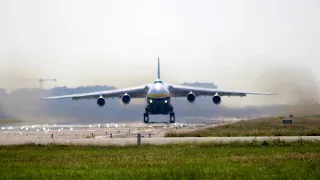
[143,113,149,123]
[169,112,175,123]
[143,112,176,123]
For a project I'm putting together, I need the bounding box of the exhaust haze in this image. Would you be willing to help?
[253,61,319,115]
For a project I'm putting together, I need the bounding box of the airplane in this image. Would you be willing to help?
[41,58,276,123]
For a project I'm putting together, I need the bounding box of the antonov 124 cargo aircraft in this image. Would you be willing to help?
[41,58,276,123]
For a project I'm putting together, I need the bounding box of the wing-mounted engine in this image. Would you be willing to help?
[187,92,196,103]
[121,93,131,105]
[97,96,105,107]
[212,94,221,105]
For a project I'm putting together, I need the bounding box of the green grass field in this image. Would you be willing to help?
[165,115,320,137]
[0,140,319,179]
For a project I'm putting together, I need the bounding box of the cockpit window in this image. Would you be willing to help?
[153,80,163,84]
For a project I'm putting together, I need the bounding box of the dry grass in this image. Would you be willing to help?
[165,115,320,137]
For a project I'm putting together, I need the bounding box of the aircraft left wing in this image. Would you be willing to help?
[168,84,276,97]
[41,85,149,100]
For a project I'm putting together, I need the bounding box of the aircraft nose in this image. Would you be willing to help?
[148,85,170,96]
[155,83,161,90]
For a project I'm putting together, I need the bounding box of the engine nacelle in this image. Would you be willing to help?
[212,95,221,105]
[187,92,196,103]
[97,97,105,107]
[121,94,131,105]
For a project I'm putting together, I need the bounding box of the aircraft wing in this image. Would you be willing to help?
[41,85,149,100]
[168,84,276,97]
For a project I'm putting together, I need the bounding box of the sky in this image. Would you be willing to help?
[0,0,319,106]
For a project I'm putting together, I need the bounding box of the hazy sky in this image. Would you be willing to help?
[1,0,319,93]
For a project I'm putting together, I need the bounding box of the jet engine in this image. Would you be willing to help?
[121,94,131,105]
[97,97,105,107]
[212,95,221,105]
[187,92,196,103]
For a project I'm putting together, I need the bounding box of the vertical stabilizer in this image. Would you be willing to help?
[157,57,160,79]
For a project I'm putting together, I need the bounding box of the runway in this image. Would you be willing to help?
[1,118,318,146]
[0,117,239,139]
[0,136,319,145]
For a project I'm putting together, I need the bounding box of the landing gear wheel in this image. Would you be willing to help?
[169,112,175,123]
[143,113,149,123]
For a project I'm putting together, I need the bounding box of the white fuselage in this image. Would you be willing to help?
[145,80,173,115]
[147,81,170,99]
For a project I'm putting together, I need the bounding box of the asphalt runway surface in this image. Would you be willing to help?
[1,118,318,145]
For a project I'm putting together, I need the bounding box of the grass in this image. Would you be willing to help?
[0,140,319,179]
[165,115,320,137]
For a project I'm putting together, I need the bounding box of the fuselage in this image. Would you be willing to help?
[145,79,173,115]
[147,80,170,98]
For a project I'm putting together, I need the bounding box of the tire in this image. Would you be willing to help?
[143,113,149,123]
[169,112,175,123]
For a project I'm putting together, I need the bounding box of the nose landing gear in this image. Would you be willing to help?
[143,106,175,123]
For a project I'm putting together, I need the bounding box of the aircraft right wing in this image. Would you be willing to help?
[168,84,276,97]
[41,85,150,100]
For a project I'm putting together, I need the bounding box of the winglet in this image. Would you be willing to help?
[157,57,160,79]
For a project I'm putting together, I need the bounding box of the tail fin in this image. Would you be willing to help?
[157,57,160,79]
